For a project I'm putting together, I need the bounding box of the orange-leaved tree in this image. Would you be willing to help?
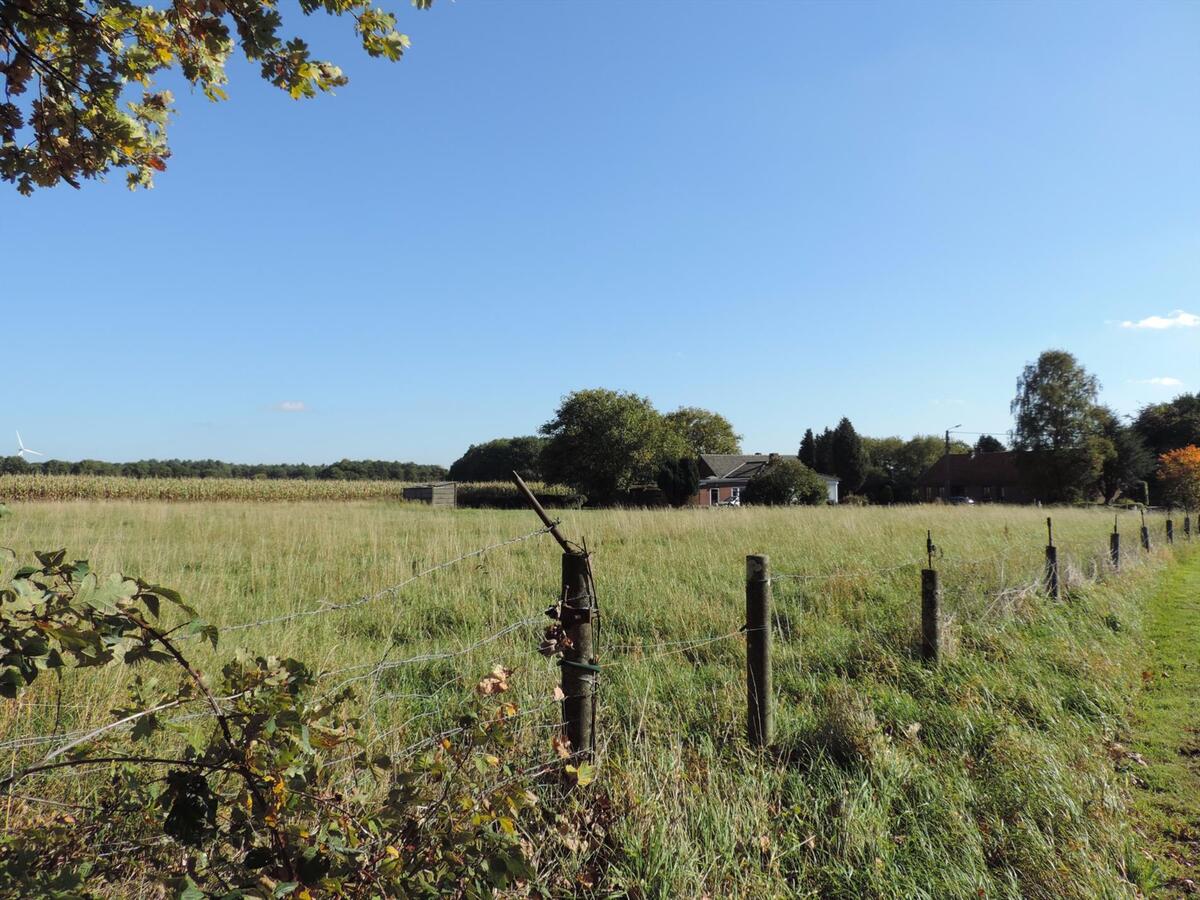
[1157,445,1200,510]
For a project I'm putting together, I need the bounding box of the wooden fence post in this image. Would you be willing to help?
[1186,514,1192,540]
[1166,518,1174,545]
[921,568,940,664]
[1044,517,1060,600]
[1110,520,1121,570]
[745,555,773,748]
[1141,509,1151,552]
[560,551,596,758]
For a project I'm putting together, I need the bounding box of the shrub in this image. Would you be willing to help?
[455,481,583,509]
[0,549,545,897]
[655,457,700,507]
[742,458,828,506]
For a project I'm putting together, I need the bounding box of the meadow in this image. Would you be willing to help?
[1,499,1193,897]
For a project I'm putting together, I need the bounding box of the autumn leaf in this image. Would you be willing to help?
[476,664,512,695]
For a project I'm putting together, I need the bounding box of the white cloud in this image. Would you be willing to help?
[1133,377,1183,387]
[275,401,307,412]
[1120,310,1200,330]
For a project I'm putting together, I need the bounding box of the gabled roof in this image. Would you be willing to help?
[698,454,761,478]
[698,453,838,484]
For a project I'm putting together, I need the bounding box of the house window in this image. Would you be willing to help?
[998,486,1006,501]
[982,486,992,500]
[709,487,719,505]
[730,487,742,502]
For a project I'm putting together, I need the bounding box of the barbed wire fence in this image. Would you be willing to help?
[1,502,1192,813]
[0,516,587,805]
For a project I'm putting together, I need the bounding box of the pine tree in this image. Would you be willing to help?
[798,429,817,468]
[831,418,869,493]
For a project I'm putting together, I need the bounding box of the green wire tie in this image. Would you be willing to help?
[557,658,602,673]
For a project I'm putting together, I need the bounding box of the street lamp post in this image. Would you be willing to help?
[944,424,961,500]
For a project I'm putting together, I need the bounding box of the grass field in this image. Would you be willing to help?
[1,500,1193,897]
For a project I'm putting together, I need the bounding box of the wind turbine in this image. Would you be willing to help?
[16,431,44,460]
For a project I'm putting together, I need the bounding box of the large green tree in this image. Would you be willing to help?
[1134,393,1200,460]
[1,0,428,194]
[539,389,686,504]
[830,417,868,494]
[974,434,1006,453]
[814,427,835,475]
[1011,350,1101,450]
[447,437,546,483]
[798,429,817,468]
[663,407,741,456]
[1010,350,1106,502]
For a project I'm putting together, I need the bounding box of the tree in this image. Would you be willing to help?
[1095,407,1154,504]
[663,407,741,456]
[1011,350,1101,450]
[448,437,546,483]
[814,428,835,475]
[1,0,430,194]
[656,457,700,507]
[974,434,1006,453]
[1010,350,1106,502]
[742,458,828,506]
[1158,446,1200,510]
[1134,393,1200,460]
[539,389,686,504]
[798,429,817,468]
[830,418,868,494]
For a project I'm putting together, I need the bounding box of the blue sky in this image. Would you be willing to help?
[3,0,1198,465]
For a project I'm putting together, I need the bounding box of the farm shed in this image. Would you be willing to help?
[402,481,457,508]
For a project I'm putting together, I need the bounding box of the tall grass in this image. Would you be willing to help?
[0,501,1189,897]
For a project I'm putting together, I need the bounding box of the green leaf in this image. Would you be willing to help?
[0,667,23,698]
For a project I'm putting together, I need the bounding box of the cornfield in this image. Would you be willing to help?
[0,475,580,504]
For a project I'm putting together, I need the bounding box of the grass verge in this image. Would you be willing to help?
[1129,550,1200,897]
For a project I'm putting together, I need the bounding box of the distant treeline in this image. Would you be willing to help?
[0,457,448,481]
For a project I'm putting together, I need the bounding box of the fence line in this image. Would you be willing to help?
[0,524,563,789]
[2,513,1189,815]
[219,524,557,634]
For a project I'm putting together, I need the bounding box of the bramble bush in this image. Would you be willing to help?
[0,549,550,898]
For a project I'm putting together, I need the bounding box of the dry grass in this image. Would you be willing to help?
[0,500,1188,897]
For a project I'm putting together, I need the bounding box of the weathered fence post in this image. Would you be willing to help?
[1186,514,1193,540]
[1140,509,1151,552]
[1110,521,1121,570]
[1044,517,1060,600]
[745,554,773,748]
[560,551,596,758]
[510,470,598,759]
[921,568,940,664]
[1166,518,1174,545]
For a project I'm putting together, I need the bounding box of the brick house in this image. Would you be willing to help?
[916,451,1035,503]
[693,453,840,506]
